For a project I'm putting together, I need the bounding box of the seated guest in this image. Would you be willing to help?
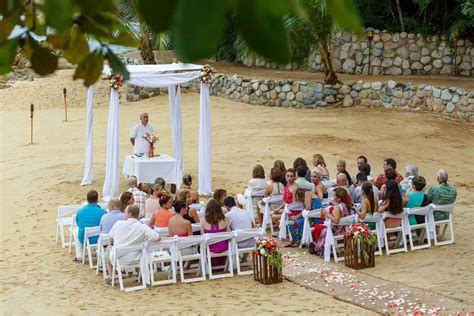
[236,165,267,207]
[379,168,403,199]
[257,167,285,221]
[271,168,299,226]
[358,163,374,182]
[213,189,227,207]
[309,188,351,256]
[168,200,193,237]
[73,190,106,263]
[357,156,374,181]
[356,155,368,170]
[100,198,125,234]
[403,175,428,225]
[378,180,403,228]
[126,176,148,218]
[375,158,404,189]
[357,183,378,230]
[286,188,309,246]
[201,199,230,266]
[295,166,315,191]
[353,172,379,204]
[335,172,354,202]
[144,184,162,219]
[178,174,200,203]
[336,160,352,186]
[293,157,311,181]
[120,192,134,212]
[224,197,254,247]
[105,205,160,284]
[427,169,457,221]
[304,171,326,211]
[149,191,174,228]
[178,190,200,224]
[312,154,330,181]
[400,163,418,195]
[273,160,287,186]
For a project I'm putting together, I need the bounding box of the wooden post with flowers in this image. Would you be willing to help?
[344,222,376,270]
[253,237,283,285]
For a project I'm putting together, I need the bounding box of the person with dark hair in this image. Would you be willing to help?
[181,174,193,190]
[336,160,353,186]
[293,157,311,181]
[358,163,373,181]
[357,183,378,230]
[224,196,253,244]
[378,168,403,199]
[353,172,379,204]
[213,189,227,207]
[286,188,308,247]
[119,192,134,212]
[201,199,230,267]
[309,188,351,257]
[270,168,300,227]
[73,190,106,263]
[403,175,428,225]
[378,180,403,228]
[236,165,267,213]
[154,177,166,187]
[177,190,200,224]
[304,171,326,214]
[273,160,287,186]
[295,166,314,191]
[356,155,368,168]
[375,158,404,189]
[148,191,174,228]
[168,200,193,237]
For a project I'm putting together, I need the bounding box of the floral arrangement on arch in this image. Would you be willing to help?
[344,222,376,264]
[254,237,283,269]
[143,132,159,145]
[102,73,124,90]
[200,64,215,84]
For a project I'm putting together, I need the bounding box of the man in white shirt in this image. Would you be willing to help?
[129,112,154,156]
[224,197,254,250]
[127,176,148,218]
[105,205,160,284]
[353,172,380,204]
[294,166,315,191]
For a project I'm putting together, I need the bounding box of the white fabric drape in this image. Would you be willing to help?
[168,85,184,186]
[81,86,94,186]
[127,71,201,88]
[103,63,203,77]
[102,89,120,200]
[198,83,212,195]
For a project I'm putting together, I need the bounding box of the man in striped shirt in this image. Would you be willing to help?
[127,177,148,218]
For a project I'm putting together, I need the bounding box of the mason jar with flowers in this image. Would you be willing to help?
[142,132,159,158]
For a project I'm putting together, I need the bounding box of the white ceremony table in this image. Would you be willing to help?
[123,154,179,185]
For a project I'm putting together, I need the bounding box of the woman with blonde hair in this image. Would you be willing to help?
[177,189,200,224]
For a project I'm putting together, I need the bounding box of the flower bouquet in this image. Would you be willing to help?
[102,73,124,90]
[200,64,215,84]
[253,237,283,284]
[142,132,159,158]
[344,222,376,269]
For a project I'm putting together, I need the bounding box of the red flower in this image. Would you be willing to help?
[269,249,275,255]
[352,226,358,233]
[294,222,299,228]
[254,250,259,255]
[272,241,278,246]
[266,242,272,248]
[362,231,368,237]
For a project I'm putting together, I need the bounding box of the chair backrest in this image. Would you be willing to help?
[57,205,82,219]
[263,194,284,205]
[407,205,431,216]
[233,228,262,243]
[148,238,176,252]
[204,232,234,246]
[154,227,169,237]
[140,218,150,225]
[98,234,110,246]
[286,202,305,211]
[430,203,455,213]
[98,202,108,210]
[176,235,205,250]
[112,244,143,259]
[84,226,101,240]
[250,190,265,198]
[336,214,356,226]
[362,212,384,223]
[385,212,404,219]
[189,202,205,211]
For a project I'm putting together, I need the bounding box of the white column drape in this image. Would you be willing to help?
[168,85,184,187]
[198,83,212,195]
[81,86,94,186]
[102,88,120,200]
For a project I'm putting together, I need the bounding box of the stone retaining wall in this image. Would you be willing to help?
[239,30,473,77]
[127,74,474,122]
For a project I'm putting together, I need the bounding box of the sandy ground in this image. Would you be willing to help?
[0,69,473,314]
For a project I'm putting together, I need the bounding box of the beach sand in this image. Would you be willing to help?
[0,69,473,314]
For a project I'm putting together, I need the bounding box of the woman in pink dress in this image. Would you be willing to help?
[271,168,300,226]
[201,199,230,267]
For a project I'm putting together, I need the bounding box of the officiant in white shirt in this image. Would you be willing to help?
[129,113,154,156]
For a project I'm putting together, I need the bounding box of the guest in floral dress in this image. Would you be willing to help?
[309,188,351,257]
[285,188,307,246]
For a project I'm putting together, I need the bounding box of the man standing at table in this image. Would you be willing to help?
[129,112,154,156]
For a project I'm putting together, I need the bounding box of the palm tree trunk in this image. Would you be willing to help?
[395,0,405,32]
[317,41,341,84]
[140,25,156,64]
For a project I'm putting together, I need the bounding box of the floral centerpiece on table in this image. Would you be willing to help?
[200,64,215,84]
[254,237,283,269]
[344,222,376,265]
[142,132,159,158]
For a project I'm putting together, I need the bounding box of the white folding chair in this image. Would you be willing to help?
[242,189,265,225]
[361,212,385,256]
[175,235,206,283]
[148,238,177,286]
[204,232,234,280]
[406,206,432,251]
[299,209,322,248]
[233,229,262,275]
[431,203,455,246]
[140,218,150,225]
[261,195,284,236]
[110,245,147,292]
[278,202,305,241]
[56,205,81,248]
[323,215,357,262]
[69,214,77,254]
[96,234,110,279]
[82,226,100,268]
[383,212,408,255]
[154,227,169,237]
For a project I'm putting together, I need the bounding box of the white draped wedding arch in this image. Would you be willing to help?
[80,63,212,199]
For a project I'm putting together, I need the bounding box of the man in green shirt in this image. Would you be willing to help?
[427,169,457,221]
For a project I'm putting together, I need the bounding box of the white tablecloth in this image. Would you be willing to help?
[123,154,179,184]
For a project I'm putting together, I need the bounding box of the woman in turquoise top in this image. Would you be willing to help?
[403,176,428,225]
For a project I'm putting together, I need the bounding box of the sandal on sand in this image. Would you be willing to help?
[105,277,112,285]
[283,242,295,248]
[73,258,82,264]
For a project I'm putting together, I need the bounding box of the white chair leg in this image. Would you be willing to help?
[60,226,66,248]
[207,246,213,279]
[117,265,124,291]
[82,242,86,264]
